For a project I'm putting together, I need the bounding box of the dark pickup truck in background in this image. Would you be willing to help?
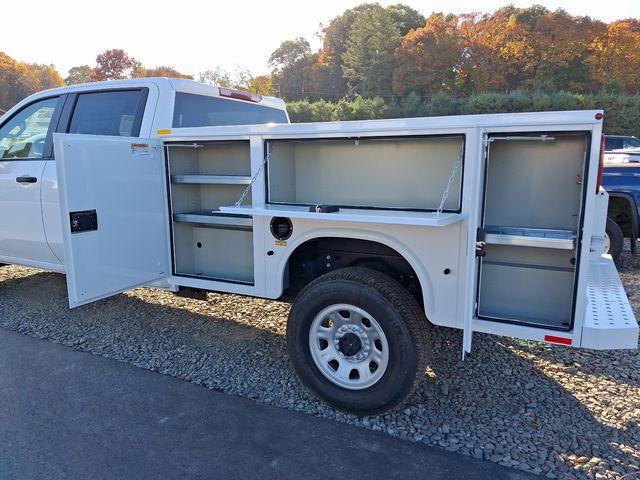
[603,134,640,263]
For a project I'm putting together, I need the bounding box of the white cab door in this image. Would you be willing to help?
[0,160,60,264]
[54,133,169,307]
[0,96,62,265]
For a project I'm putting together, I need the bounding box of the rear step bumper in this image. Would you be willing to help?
[581,255,638,349]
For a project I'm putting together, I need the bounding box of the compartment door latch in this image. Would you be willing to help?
[69,210,98,234]
[475,228,486,257]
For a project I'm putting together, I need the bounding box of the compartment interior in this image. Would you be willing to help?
[478,133,588,329]
[172,223,254,283]
[267,136,464,210]
[170,183,250,215]
[168,142,251,176]
[484,135,586,230]
[167,141,254,283]
[479,245,575,327]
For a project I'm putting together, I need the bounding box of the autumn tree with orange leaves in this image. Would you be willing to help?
[589,19,640,92]
[0,52,64,111]
[391,6,639,99]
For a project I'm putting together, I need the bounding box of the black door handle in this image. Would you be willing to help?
[16,176,37,184]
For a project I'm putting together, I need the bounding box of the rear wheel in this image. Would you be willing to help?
[287,267,429,415]
[605,217,624,265]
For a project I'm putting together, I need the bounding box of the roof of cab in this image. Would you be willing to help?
[13,77,286,112]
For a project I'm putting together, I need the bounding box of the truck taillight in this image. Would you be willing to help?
[219,87,262,103]
[596,133,605,193]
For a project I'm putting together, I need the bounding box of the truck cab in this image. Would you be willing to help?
[0,78,288,271]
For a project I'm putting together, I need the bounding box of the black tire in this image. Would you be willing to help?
[605,217,624,265]
[287,267,429,415]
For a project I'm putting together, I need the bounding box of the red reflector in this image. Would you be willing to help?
[595,112,603,120]
[219,87,262,103]
[544,335,572,345]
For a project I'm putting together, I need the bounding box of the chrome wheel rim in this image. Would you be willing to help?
[309,304,389,390]
[604,232,611,253]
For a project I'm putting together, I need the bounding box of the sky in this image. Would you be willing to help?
[2,0,639,78]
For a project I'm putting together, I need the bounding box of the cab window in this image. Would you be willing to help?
[0,97,58,159]
[68,89,147,137]
[173,92,288,127]
[605,137,623,151]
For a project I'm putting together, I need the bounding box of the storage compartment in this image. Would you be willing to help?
[478,245,575,327]
[170,183,250,214]
[267,136,464,210]
[477,133,588,329]
[167,141,254,283]
[168,142,251,176]
[484,134,586,230]
[173,223,253,283]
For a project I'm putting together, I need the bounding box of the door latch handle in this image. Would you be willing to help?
[69,210,98,233]
[476,228,486,257]
[16,176,37,184]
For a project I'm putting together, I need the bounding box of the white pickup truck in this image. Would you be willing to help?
[1,78,637,415]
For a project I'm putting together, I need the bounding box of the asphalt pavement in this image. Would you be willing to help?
[0,328,532,480]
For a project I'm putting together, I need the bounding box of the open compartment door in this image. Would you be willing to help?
[475,133,588,330]
[54,134,169,307]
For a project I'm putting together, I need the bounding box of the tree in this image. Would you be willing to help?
[312,4,380,101]
[393,13,465,98]
[91,49,140,81]
[65,65,93,85]
[0,52,29,111]
[268,38,316,100]
[527,10,605,92]
[133,65,192,79]
[199,67,233,87]
[246,75,275,96]
[342,6,401,97]
[0,52,64,111]
[309,3,421,101]
[589,19,640,92]
[466,8,539,92]
[386,4,425,35]
[24,64,65,92]
[268,38,311,69]
[199,67,252,89]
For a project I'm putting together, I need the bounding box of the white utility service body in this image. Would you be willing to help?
[52,109,637,363]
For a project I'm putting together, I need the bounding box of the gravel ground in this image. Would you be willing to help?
[0,246,638,479]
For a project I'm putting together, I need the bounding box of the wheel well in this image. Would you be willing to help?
[283,237,423,305]
[608,195,637,238]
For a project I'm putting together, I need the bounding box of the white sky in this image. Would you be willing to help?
[2,0,639,78]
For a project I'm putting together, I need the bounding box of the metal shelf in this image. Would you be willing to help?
[171,174,252,185]
[484,226,575,250]
[173,211,253,229]
[220,204,464,227]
